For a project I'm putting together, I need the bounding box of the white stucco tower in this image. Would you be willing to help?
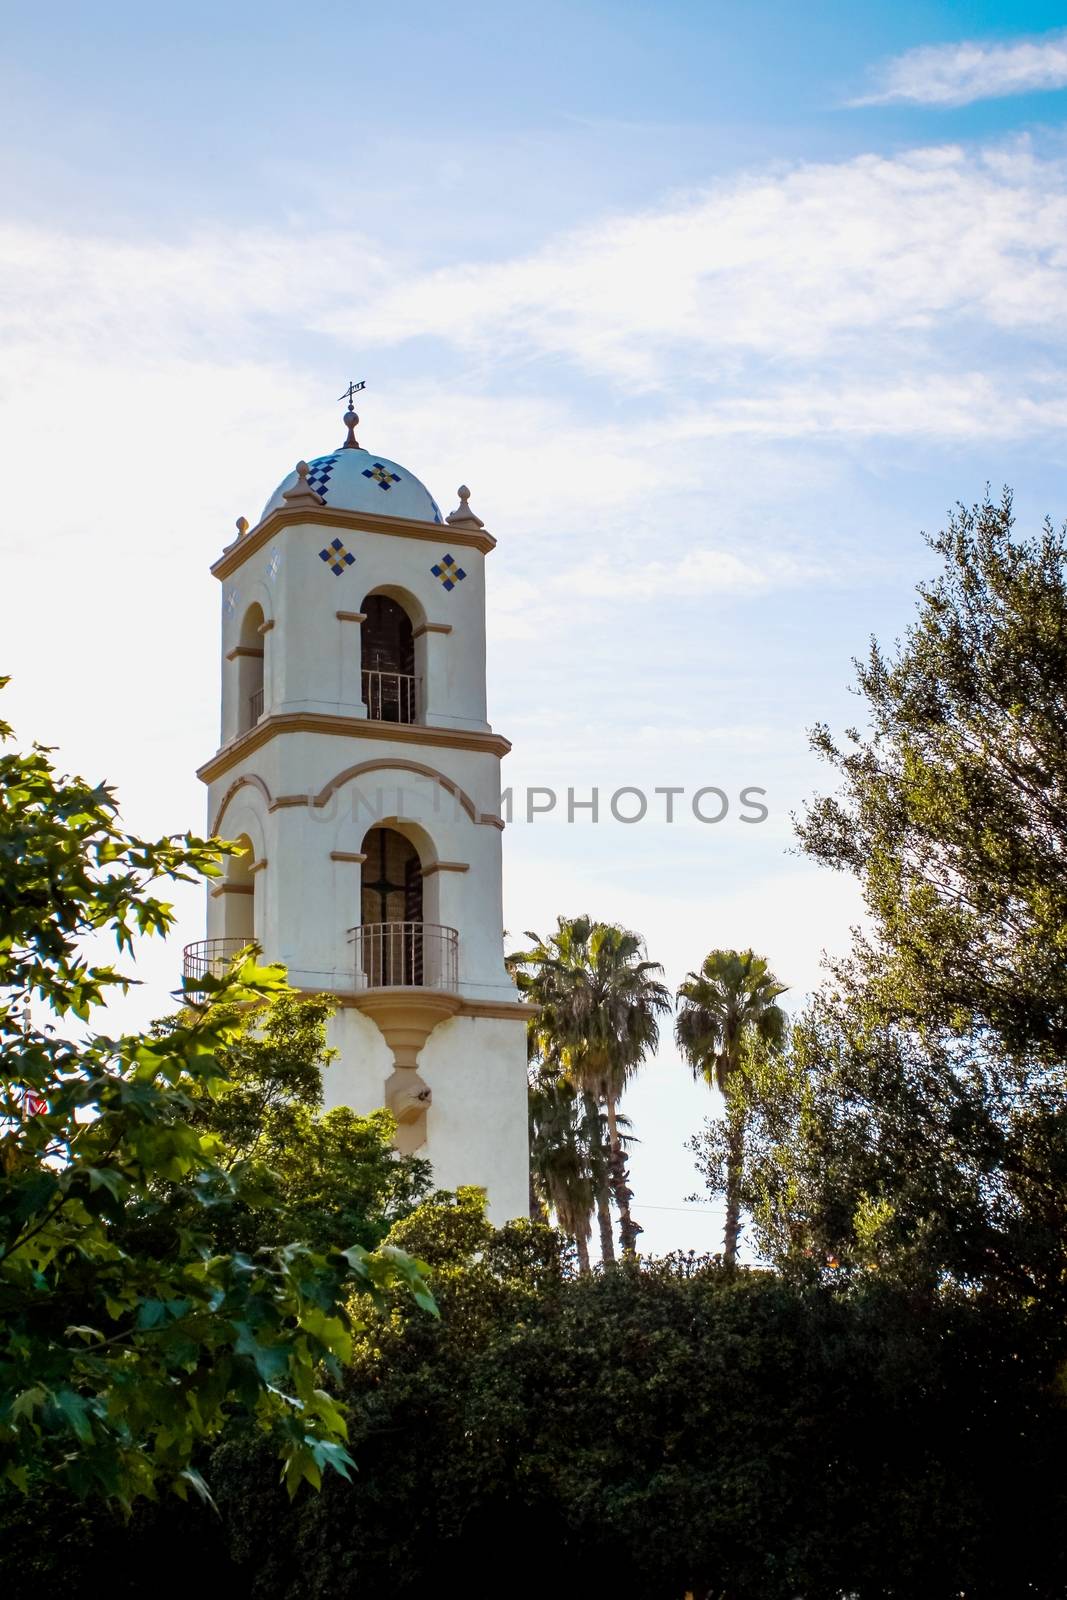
[189,397,530,1221]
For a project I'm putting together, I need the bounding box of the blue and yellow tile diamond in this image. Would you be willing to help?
[431,553,466,591]
[362,463,401,491]
[320,537,355,576]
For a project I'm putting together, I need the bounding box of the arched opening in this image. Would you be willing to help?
[361,594,416,724]
[182,832,260,991]
[359,825,423,984]
[351,823,457,991]
[237,604,265,732]
[222,833,256,945]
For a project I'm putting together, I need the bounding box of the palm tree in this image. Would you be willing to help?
[512,916,670,1260]
[528,1069,594,1273]
[675,949,788,1265]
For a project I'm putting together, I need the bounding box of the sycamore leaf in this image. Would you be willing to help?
[9,1386,47,1420]
[54,1390,94,1444]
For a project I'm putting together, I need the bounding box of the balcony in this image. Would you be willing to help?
[249,686,264,723]
[182,937,258,992]
[349,921,458,992]
[362,669,418,725]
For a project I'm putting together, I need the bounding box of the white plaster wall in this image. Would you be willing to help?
[321,1009,529,1224]
[322,1006,395,1114]
[417,1014,530,1222]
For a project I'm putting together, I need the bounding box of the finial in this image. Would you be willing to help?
[337,379,366,450]
[446,484,484,529]
[282,460,325,506]
[236,515,249,538]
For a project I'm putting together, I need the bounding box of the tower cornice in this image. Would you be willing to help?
[197,711,512,786]
[212,504,497,581]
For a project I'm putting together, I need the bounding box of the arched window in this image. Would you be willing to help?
[361,595,416,724]
[237,604,265,733]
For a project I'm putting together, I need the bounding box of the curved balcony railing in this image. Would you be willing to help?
[182,937,258,991]
[349,921,458,991]
[362,669,418,725]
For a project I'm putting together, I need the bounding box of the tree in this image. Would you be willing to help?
[179,990,433,1256]
[738,493,1067,1303]
[799,490,1067,1057]
[0,694,434,1505]
[511,917,670,1259]
[18,1222,1064,1599]
[527,1069,594,1272]
[676,949,787,1264]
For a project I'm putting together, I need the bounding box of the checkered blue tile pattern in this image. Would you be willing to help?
[306,454,339,499]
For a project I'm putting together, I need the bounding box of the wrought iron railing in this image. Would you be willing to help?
[182,937,258,991]
[362,669,418,725]
[349,921,458,991]
[249,686,264,724]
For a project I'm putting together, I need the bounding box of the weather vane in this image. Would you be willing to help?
[338,379,366,449]
[338,379,366,408]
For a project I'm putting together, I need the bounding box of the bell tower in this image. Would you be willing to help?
[188,395,530,1220]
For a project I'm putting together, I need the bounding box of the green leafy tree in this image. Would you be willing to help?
[0,696,434,1506]
[178,991,433,1255]
[799,490,1067,1056]
[733,992,1067,1308]
[512,917,670,1259]
[739,493,1067,1302]
[676,949,787,1264]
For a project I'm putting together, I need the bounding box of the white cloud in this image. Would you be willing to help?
[333,144,1067,388]
[4,139,1067,457]
[2,132,1063,833]
[554,546,826,599]
[854,30,1067,108]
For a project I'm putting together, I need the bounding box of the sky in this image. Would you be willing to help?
[4,1,1067,1256]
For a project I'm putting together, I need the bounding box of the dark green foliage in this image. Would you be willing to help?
[729,496,1067,1304]
[5,1197,1063,1597]
[799,490,1067,1056]
[730,991,1067,1309]
[527,1069,597,1270]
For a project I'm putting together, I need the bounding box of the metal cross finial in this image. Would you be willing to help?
[337,379,366,449]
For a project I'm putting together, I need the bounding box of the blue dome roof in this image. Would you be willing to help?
[262,447,444,525]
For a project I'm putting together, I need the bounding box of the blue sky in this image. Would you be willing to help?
[4,1,1067,1255]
